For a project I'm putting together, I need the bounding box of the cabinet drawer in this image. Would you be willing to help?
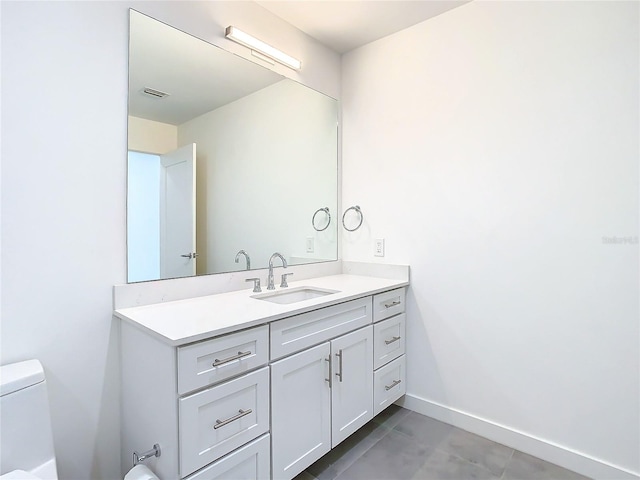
[179,367,269,477]
[184,434,270,480]
[177,325,269,395]
[270,297,372,360]
[373,313,406,370]
[373,355,406,416]
[372,288,406,323]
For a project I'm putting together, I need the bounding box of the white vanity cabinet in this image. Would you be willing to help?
[120,323,271,480]
[268,296,377,480]
[118,276,407,480]
[270,325,374,480]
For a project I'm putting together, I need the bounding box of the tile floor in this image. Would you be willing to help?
[293,406,591,480]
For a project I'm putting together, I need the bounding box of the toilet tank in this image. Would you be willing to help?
[0,360,58,479]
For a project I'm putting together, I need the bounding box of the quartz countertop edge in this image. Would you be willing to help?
[114,274,408,346]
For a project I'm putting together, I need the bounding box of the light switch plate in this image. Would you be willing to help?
[374,238,385,257]
[306,237,315,253]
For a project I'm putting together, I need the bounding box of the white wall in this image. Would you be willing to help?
[128,116,178,155]
[342,1,639,478]
[178,80,338,274]
[0,2,339,479]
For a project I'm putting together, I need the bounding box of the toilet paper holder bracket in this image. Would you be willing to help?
[133,443,161,466]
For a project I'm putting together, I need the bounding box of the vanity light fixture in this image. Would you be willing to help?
[225,26,301,71]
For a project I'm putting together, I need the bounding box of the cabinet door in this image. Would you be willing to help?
[331,326,374,447]
[271,343,331,480]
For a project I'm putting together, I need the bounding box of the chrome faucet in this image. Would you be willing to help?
[267,252,287,290]
[235,250,251,270]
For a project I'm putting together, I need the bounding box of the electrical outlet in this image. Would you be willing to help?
[306,237,315,253]
[374,238,385,257]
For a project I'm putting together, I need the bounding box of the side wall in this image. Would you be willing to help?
[342,1,639,478]
[0,1,340,478]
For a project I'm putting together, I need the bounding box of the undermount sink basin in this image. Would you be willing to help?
[252,286,340,305]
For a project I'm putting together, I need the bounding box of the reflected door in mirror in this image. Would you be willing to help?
[127,144,196,282]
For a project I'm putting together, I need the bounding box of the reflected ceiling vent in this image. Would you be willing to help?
[141,87,170,99]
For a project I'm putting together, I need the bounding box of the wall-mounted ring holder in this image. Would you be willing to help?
[342,205,363,232]
[312,207,331,232]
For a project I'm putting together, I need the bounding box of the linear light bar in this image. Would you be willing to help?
[225,26,302,71]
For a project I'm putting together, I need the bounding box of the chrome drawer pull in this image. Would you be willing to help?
[212,350,251,367]
[384,336,401,345]
[335,350,343,383]
[385,379,402,391]
[384,300,401,308]
[213,409,252,429]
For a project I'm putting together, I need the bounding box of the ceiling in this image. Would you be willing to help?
[256,0,471,54]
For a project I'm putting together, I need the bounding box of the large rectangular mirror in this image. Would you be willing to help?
[127,10,338,283]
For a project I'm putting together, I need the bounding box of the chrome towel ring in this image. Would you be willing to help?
[342,205,363,232]
[312,207,331,231]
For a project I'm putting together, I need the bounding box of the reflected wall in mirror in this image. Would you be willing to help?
[127,10,338,283]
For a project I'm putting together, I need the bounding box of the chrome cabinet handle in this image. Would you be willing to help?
[385,379,402,391]
[213,409,252,429]
[335,350,343,383]
[212,351,251,367]
[384,300,401,308]
[385,336,401,345]
[325,356,332,387]
[181,252,199,259]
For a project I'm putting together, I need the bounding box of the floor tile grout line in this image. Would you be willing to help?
[385,410,515,479]
[330,417,400,477]
[304,410,411,480]
[499,448,516,480]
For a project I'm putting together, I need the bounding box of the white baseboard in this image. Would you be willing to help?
[397,394,639,480]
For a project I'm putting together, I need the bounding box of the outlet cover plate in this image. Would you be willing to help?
[374,238,385,257]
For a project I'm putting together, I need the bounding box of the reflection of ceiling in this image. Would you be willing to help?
[129,11,282,126]
[129,2,472,125]
[256,0,471,54]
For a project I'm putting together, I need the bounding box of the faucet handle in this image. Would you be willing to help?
[245,277,261,293]
[280,273,294,288]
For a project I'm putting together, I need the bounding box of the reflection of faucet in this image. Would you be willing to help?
[235,250,251,270]
[267,252,287,290]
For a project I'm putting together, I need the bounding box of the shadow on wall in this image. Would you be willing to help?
[402,284,448,409]
[46,318,121,478]
[91,318,121,478]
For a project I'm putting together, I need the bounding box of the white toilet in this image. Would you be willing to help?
[0,359,58,480]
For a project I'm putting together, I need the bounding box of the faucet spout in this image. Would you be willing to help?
[267,252,287,290]
[235,250,251,270]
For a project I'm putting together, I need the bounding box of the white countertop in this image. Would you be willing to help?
[114,274,408,346]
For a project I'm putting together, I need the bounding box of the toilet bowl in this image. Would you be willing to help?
[0,360,58,480]
[124,464,159,480]
[0,471,42,480]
